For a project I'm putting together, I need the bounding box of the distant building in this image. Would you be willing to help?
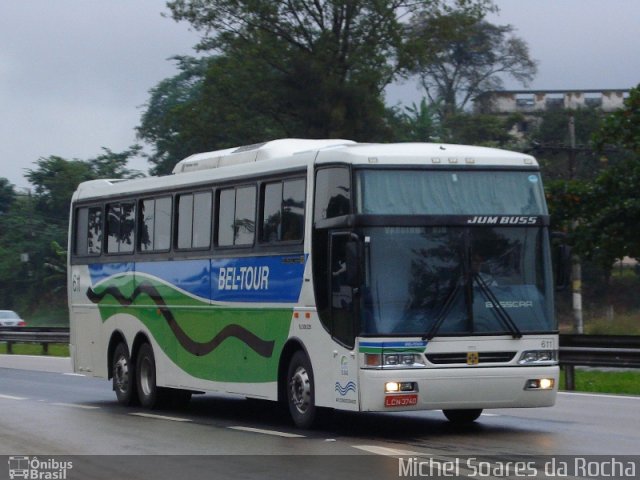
[474,89,630,115]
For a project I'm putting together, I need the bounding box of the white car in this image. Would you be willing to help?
[0,310,26,327]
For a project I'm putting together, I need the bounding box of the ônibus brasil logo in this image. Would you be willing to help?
[8,456,73,480]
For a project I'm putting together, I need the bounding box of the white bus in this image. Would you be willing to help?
[68,139,559,428]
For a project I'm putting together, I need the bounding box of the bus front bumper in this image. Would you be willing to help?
[359,365,559,412]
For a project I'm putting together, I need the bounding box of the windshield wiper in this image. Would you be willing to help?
[423,279,462,341]
[473,273,522,339]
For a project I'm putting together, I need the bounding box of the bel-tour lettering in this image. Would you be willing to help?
[467,216,538,225]
[218,266,270,291]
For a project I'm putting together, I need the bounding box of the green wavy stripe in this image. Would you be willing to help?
[91,274,292,383]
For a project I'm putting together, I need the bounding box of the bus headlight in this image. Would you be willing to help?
[364,353,425,369]
[518,350,558,365]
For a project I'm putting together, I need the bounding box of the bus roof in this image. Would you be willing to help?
[72,139,538,201]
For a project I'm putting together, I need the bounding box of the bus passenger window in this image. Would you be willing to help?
[106,202,135,254]
[139,197,172,252]
[176,192,212,250]
[87,207,103,255]
[261,178,305,243]
[218,186,256,247]
[75,207,89,255]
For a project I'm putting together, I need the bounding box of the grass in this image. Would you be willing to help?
[559,368,640,395]
[0,342,69,357]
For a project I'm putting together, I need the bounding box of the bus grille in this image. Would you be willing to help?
[426,351,517,365]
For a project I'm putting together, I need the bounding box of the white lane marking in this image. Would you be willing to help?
[559,391,640,400]
[63,373,86,377]
[352,445,427,457]
[228,426,305,438]
[481,413,501,417]
[51,402,100,410]
[129,412,192,422]
[0,394,27,400]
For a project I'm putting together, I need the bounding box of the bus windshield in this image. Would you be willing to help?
[359,226,555,336]
[356,170,547,215]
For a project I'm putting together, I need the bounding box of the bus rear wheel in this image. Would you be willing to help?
[136,343,160,409]
[443,409,483,424]
[113,342,137,406]
[287,351,317,429]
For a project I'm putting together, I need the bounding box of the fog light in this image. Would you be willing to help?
[539,378,554,390]
[525,378,555,390]
[385,382,400,393]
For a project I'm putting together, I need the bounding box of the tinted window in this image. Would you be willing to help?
[75,207,89,255]
[193,192,212,248]
[262,178,305,242]
[87,207,103,254]
[218,189,236,247]
[106,202,135,253]
[262,182,282,242]
[235,186,256,245]
[218,186,256,247]
[177,192,212,249]
[155,197,172,250]
[139,197,172,252]
[314,167,350,222]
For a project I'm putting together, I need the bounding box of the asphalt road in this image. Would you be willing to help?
[1,355,638,480]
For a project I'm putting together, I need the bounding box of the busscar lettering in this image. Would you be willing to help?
[218,266,270,291]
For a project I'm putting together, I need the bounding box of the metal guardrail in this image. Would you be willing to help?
[559,334,640,390]
[1,329,638,386]
[0,326,70,354]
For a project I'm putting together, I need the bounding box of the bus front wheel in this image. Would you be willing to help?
[287,351,317,429]
[443,409,483,424]
[113,342,137,406]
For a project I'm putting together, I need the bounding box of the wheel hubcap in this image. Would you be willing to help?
[139,356,152,396]
[289,366,311,414]
[114,356,128,393]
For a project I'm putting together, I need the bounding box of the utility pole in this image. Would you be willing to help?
[569,116,584,334]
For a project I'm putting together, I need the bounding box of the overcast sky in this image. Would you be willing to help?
[2,0,639,190]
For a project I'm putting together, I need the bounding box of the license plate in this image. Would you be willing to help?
[384,394,418,408]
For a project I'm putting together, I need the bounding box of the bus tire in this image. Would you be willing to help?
[136,343,160,409]
[443,409,483,424]
[286,351,317,429]
[112,342,137,406]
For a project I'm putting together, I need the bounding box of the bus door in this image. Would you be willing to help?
[329,232,359,410]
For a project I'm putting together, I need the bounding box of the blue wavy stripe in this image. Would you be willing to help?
[89,254,307,303]
[335,381,357,396]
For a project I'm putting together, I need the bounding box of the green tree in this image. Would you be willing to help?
[143,0,475,174]
[594,84,640,155]
[25,156,94,222]
[545,86,640,277]
[387,98,442,142]
[0,178,15,215]
[405,4,536,119]
[25,146,143,222]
